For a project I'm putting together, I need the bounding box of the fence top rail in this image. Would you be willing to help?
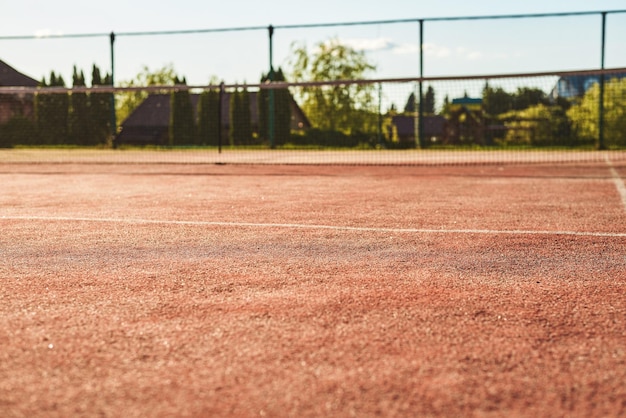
[274,9,626,29]
[1,10,626,41]
[1,67,625,94]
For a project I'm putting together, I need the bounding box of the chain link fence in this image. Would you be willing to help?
[1,10,625,163]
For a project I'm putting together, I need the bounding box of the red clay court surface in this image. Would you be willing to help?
[1,158,625,417]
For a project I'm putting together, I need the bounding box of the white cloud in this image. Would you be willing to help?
[329,38,514,63]
[392,43,420,55]
[423,42,451,58]
[34,28,64,38]
[456,46,483,61]
[334,38,428,56]
[339,37,395,52]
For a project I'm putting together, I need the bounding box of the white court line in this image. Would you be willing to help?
[605,155,626,211]
[2,215,625,238]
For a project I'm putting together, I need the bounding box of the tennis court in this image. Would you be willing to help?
[1,154,625,417]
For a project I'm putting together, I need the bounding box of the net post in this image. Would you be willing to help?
[598,12,606,150]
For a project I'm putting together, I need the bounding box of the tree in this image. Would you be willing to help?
[568,77,626,148]
[197,88,221,146]
[404,92,416,113]
[239,88,252,145]
[500,104,572,147]
[513,87,549,110]
[423,86,436,115]
[259,67,292,146]
[91,64,114,145]
[169,76,195,145]
[0,116,36,147]
[482,83,513,116]
[69,66,90,145]
[229,87,252,145]
[288,38,377,135]
[405,87,434,114]
[36,71,69,144]
[116,64,178,125]
[441,95,451,116]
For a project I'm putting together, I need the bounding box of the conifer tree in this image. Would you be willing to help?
[229,87,253,146]
[229,88,242,145]
[54,73,69,144]
[70,66,90,145]
[169,77,195,145]
[238,87,252,145]
[424,86,436,115]
[102,72,114,142]
[258,68,292,146]
[35,77,51,144]
[404,92,416,113]
[36,71,68,144]
[91,65,113,144]
[197,88,220,146]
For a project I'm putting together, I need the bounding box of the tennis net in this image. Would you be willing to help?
[1,67,625,165]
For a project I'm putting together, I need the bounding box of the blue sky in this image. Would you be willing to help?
[1,0,625,89]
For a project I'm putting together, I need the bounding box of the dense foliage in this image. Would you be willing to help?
[229,87,252,146]
[568,78,626,148]
[197,88,221,146]
[36,71,68,145]
[116,64,177,125]
[258,68,292,147]
[288,38,377,136]
[169,77,195,146]
[1,45,624,149]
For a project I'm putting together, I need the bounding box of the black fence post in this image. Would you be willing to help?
[598,12,607,150]
[377,82,383,147]
[268,25,276,149]
[218,82,225,154]
[109,31,117,144]
[418,19,424,149]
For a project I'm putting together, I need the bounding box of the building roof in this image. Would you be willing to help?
[122,92,259,128]
[121,91,310,129]
[117,90,311,145]
[392,115,446,137]
[554,72,626,98]
[451,97,482,106]
[0,59,38,87]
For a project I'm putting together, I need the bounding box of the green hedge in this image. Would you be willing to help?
[0,117,38,147]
